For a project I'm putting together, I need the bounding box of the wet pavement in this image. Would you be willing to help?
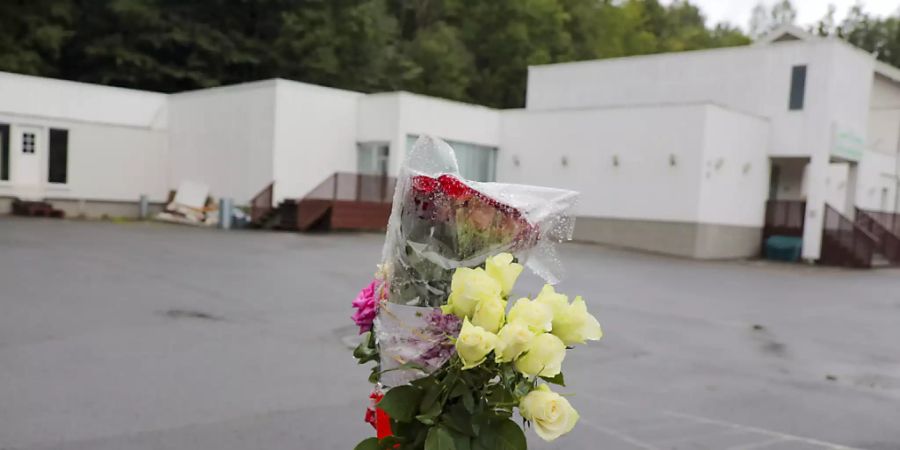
[1,218,898,450]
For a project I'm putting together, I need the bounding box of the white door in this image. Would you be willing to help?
[12,126,42,188]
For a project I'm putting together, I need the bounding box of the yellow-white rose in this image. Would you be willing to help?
[485,253,524,297]
[534,284,568,317]
[456,318,498,370]
[507,298,553,333]
[515,332,566,377]
[519,384,580,442]
[444,267,502,319]
[551,296,602,346]
[494,322,534,363]
[471,295,506,334]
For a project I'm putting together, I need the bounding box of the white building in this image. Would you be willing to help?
[1,26,898,264]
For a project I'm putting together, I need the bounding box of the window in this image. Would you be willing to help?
[48,128,68,184]
[0,124,8,181]
[22,132,35,154]
[406,135,497,182]
[789,65,807,110]
[357,142,389,176]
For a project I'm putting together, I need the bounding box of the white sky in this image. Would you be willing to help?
[663,0,900,29]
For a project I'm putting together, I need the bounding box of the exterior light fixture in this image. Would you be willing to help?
[561,156,569,167]
[513,155,520,167]
[715,158,724,170]
[742,162,752,174]
[612,155,619,167]
[669,154,677,167]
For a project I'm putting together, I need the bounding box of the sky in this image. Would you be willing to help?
[664,0,900,29]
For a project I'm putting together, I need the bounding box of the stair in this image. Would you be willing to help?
[819,205,876,268]
[855,208,900,266]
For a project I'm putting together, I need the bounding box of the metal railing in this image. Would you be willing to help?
[250,181,274,223]
[858,209,900,237]
[856,208,900,264]
[303,172,396,203]
[821,204,876,268]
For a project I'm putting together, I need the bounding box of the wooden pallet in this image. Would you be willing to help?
[11,199,65,218]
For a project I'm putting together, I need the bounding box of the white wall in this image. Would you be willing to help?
[0,71,167,129]
[272,80,362,202]
[855,149,897,212]
[0,114,168,202]
[823,163,849,213]
[168,81,276,204]
[500,104,710,222]
[697,106,770,226]
[869,75,900,156]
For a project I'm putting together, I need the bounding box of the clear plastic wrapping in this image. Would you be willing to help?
[376,135,579,386]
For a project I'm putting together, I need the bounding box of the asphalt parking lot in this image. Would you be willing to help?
[0,218,898,450]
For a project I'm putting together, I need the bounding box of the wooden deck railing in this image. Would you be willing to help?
[303,172,396,203]
[250,181,274,223]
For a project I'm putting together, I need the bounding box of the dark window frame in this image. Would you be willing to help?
[0,124,8,181]
[48,128,68,184]
[789,65,807,111]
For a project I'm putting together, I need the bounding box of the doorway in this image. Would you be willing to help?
[12,126,42,187]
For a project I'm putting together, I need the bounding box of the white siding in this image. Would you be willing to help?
[0,71,167,129]
[697,106,770,226]
[0,114,167,202]
[499,104,711,223]
[271,80,362,202]
[167,81,277,204]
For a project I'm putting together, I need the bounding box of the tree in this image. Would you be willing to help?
[749,0,798,39]
[0,0,759,107]
[275,0,402,92]
[0,0,75,76]
[836,5,900,70]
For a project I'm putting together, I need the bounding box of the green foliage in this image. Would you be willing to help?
[812,4,900,71]
[357,355,536,450]
[0,0,765,108]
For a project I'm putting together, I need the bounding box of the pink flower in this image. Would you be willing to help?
[351,280,379,334]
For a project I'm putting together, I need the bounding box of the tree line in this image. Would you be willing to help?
[0,0,896,109]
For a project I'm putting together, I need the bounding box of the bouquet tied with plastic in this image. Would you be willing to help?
[351,136,602,449]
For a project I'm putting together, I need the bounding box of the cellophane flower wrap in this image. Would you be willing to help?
[352,136,601,450]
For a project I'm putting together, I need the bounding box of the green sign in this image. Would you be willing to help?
[832,130,865,162]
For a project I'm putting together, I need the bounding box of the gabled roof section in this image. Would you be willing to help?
[754,24,817,45]
[875,61,900,85]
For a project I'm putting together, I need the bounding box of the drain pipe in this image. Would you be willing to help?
[219,198,233,230]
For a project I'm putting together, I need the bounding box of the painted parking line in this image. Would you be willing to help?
[579,395,866,450]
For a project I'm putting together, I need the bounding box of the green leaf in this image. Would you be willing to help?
[448,381,468,399]
[368,365,381,384]
[419,383,443,414]
[378,436,402,449]
[425,426,457,450]
[461,389,475,413]
[540,372,565,387]
[378,385,423,423]
[474,418,526,450]
[353,332,379,364]
[444,403,476,437]
[353,437,379,450]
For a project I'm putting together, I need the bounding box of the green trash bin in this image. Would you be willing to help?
[765,235,803,262]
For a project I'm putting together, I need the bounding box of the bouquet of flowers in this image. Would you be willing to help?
[351,137,601,449]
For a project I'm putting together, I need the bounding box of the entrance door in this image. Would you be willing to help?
[12,126,42,187]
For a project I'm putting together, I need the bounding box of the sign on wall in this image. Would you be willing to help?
[831,130,865,162]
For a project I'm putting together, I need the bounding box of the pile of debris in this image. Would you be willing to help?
[155,181,220,227]
[155,181,250,228]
